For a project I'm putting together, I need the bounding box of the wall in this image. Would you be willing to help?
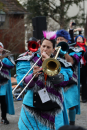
[0,14,25,54]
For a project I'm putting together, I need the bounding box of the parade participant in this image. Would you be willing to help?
[56,29,85,126]
[15,37,40,88]
[69,22,82,43]
[56,29,73,64]
[0,42,15,124]
[69,22,87,103]
[16,31,74,130]
[74,35,87,103]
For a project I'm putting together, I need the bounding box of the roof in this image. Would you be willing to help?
[0,0,27,14]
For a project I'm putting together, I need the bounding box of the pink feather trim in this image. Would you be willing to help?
[43,31,56,40]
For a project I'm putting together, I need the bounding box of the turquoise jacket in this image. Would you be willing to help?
[0,58,15,115]
[16,54,73,107]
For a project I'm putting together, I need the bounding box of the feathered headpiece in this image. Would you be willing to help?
[43,31,56,40]
[42,31,56,48]
[56,29,71,43]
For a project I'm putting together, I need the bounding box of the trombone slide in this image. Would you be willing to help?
[16,73,37,99]
[17,66,42,99]
[12,55,42,94]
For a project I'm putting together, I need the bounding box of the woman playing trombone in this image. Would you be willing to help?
[16,31,74,130]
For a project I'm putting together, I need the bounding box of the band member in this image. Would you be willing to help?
[16,32,74,130]
[56,29,86,125]
[69,23,87,103]
[0,42,15,124]
[15,37,39,88]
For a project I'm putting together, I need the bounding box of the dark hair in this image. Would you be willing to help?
[41,38,56,49]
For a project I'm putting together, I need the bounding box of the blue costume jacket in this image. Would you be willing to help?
[64,46,85,114]
[16,52,74,130]
[0,58,15,115]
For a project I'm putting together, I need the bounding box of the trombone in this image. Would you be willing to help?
[0,47,11,59]
[0,47,11,53]
[12,55,42,95]
[13,41,69,100]
[16,46,61,99]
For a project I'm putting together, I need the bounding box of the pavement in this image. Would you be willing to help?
[0,99,87,130]
[0,101,22,130]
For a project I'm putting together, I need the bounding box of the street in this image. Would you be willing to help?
[0,99,87,130]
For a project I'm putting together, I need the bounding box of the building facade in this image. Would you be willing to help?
[0,0,27,54]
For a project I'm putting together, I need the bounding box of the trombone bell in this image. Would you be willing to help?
[42,58,61,76]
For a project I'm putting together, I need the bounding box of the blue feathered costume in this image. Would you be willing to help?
[56,29,86,125]
[0,57,15,115]
[16,50,74,130]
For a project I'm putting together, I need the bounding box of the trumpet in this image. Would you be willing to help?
[0,47,11,53]
[16,46,61,100]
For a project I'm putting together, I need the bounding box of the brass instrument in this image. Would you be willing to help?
[16,46,61,99]
[13,41,70,100]
[56,41,69,54]
[12,40,41,96]
[42,46,61,76]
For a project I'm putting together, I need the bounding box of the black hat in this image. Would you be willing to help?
[28,37,37,42]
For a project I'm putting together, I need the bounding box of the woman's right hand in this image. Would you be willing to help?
[33,66,42,78]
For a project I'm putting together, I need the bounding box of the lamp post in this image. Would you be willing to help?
[0,10,6,26]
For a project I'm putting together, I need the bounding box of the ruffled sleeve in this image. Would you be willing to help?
[2,58,14,69]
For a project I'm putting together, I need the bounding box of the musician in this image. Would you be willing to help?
[56,29,87,125]
[15,37,39,88]
[75,35,87,103]
[16,31,74,130]
[0,42,15,124]
[69,23,87,103]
